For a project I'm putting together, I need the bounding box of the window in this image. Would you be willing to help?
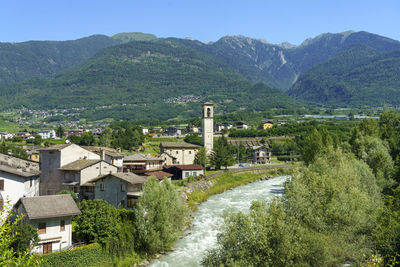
[38,223,46,234]
[30,178,33,187]
[60,220,65,231]
[176,151,179,154]
[193,172,197,177]
[189,151,192,154]
[43,242,52,254]
[127,198,136,208]
[0,198,3,211]
[100,183,105,191]
[121,184,125,192]
[120,200,125,208]
[86,186,94,193]
[0,180,4,190]
[185,172,190,178]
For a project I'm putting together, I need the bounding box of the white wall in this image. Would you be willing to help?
[182,169,203,179]
[0,171,39,208]
[165,148,197,165]
[31,216,73,254]
[80,161,117,185]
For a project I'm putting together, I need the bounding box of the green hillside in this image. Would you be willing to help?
[0,38,298,121]
[288,45,400,106]
[0,35,121,85]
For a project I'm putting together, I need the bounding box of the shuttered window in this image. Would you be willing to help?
[100,183,104,191]
[0,180,4,190]
[0,198,3,211]
[60,220,65,231]
[38,223,46,234]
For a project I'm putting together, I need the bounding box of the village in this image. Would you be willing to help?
[0,103,276,256]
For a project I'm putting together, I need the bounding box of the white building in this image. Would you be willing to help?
[0,153,40,211]
[252,145,271,164]
[16,194,81,254]
[202,103,214,154]
[37,130,56,139]
[142,128,149,135]
[160,142,200,165]
[38,144,100,195]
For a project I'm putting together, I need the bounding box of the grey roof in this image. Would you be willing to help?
[124,153,163,161]
[86,172,148,185]
[20,194,81,220]
[38,144,71,151]
[0,164,40,178]
[59,159,101,171]
[160,142,200,149]
[82,146,125,158]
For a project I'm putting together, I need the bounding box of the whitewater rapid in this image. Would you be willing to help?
[150,175,287,267]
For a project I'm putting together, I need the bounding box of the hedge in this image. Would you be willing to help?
[40,243,113,267]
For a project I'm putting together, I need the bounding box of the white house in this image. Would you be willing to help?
[160,142,200,165]
[37,130,56,139]
[0,153,40,212]
[252,145,271,164]
[38,144,100,195]
[16,194,81,254]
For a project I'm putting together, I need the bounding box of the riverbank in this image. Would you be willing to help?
[150,175,289,266]
[183,164,295,211]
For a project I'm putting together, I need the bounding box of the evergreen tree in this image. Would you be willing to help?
[209,136,234,169]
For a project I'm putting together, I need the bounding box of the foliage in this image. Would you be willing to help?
[209,136,235,169]
[40,243,114,267]
[298,128,333,165]
[134,178,188,254]
[184,134,202,145]
[73,199,120,245]
[57,190,79,202]
[56,126,65,138]
[0,207,41,266]
[288,45,400,107]
[10,223,39,255]
[203,149,382,266]
[194,147,208,168]
[0,142,29,159]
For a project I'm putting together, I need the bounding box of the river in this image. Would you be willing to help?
[150,175,288,267]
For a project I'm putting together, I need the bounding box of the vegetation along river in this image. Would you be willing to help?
[150,175,288,267]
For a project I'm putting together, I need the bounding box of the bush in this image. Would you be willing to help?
[40,243,112,267]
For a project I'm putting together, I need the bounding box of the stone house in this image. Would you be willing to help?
[59,159,117,200]
[0,153,40,211]
[160,142,200,165]
[83,173,147,209]
[163,164,203,180]
[15,194,81,254]
[82,146,125,171]
[38,144,101,195]
[123,153,164,173]
[252,145,271,164]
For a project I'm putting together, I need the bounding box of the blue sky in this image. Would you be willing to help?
[1,0,399,44]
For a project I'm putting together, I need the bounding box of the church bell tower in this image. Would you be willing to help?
[202,102,214,154]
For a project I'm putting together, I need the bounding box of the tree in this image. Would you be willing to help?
[134,178,188,254]
[56,126,65,138]
[73,199,120,245]
[33,135,42,146]
[79,132,96,146]
[209,136,234,169]
[299,129,332,165]
[57,190,78,202]
[203,149,382,266]
[98,127,113,147]
[10,223,39,254]
[0,207,41,266]
[194,147,208,168]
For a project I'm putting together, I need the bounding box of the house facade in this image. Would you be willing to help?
[163,164,203,180]
[252,145,271,164]
[0,153,40,211]
[82,146,125,171]
[123,154,164,173]
[37,130,56,139]
[160,142,200,165]
[84,173,147,209]
[16,194,81,254]
[39,144,100,195]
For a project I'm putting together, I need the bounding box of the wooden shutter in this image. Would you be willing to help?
[60,220,65,231]
[38,222,46,234]
[0,180,4,190]
[0,198,3,211]
[43,242,52,254]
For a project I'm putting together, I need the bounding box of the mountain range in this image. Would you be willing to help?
[0,30,399,121]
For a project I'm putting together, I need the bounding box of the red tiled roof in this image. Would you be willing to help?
[164,164,203,170]
[145,171,173,180]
